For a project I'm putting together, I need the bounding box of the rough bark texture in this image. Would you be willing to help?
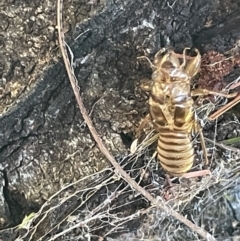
[0,0,240,240]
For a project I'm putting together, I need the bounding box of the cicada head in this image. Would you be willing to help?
[152,48,201,84]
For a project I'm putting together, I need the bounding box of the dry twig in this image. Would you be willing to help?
[57,0,216,240]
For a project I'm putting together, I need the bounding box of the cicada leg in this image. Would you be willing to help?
[196,123,209,167]
[135,114,151,138]
[188,87,239,177]
[179,122,212,180]
[154,47,167,59]
[191,88,237,98]
[191,88,238,120]
[137,56,156,69]
[192,118,209,167]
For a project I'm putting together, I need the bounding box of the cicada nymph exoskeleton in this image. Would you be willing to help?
[137,48,237,177]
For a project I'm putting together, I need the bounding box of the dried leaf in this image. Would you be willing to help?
[130,138,138,154]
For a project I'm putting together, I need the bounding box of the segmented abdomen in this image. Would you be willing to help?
[157,130,194,177]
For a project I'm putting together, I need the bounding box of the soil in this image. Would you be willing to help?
[0,0,240,240]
